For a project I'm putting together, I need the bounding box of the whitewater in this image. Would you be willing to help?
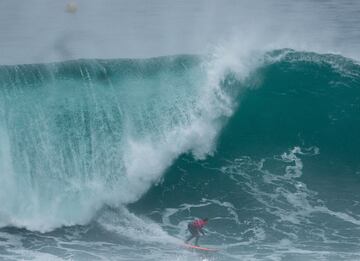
[0,1,359,260]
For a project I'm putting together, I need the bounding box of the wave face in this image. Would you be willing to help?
[222,50,360,161]
[0,55,241,231]
[0,50,360,260]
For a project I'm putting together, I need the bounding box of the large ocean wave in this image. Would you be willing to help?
[0,49,359,240]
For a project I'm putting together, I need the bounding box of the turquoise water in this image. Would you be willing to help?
[0,49,359,260]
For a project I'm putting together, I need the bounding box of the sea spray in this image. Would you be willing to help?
[0,54,253,231]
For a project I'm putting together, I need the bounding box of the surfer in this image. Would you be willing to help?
[185,218,208,246]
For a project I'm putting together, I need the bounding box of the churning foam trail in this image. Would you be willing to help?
[98,207,180,245]
[222,146,360,233]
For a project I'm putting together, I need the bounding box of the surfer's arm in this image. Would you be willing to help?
[199,228,205,235]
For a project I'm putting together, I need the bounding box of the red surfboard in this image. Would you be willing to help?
[183,244,218,252]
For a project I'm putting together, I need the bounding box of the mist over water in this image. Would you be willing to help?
[0,1,360,260]
[1,0,360,64]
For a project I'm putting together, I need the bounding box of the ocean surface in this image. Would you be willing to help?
[0,1,359,260]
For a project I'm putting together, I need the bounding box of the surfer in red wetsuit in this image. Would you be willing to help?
[185,218,208,246]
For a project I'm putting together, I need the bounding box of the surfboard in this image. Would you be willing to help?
[183,243,218,252]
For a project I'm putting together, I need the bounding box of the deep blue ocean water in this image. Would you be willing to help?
[0,1,359,260]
